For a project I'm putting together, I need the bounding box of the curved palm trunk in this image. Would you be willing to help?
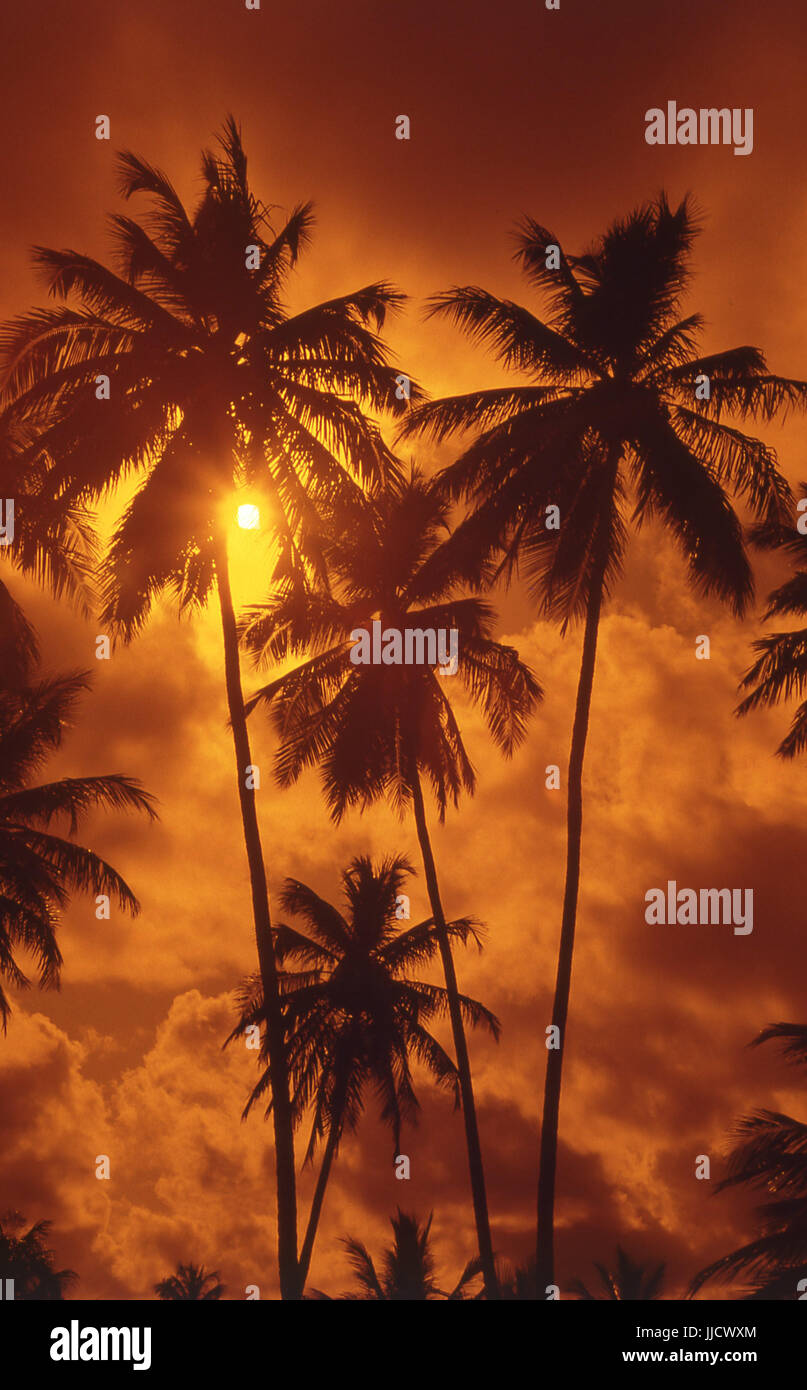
[535,515,612,1294]
[410,769,499,1300]
[298,1124,340,1291]
[214,533,300,1300]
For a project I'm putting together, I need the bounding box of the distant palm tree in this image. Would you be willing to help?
[737,503,807,755]
[228,853,498,1290]
[570,1245,666,1300]
[154,1262,225,1300]
[691,1024,807,1300]
[1,117,413,1298]
[0,1212,77,1299]
[0,670,155,1027]
[400,194,807,1288]
[312,1210,482,1300]
[240,470,540,1297]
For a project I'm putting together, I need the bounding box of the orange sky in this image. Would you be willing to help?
[2,0,807,1298]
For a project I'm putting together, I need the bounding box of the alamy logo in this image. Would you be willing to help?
[50,1321,152,1371]
[350,621,459,675]
[645,881,753,935]
[644,103,753,156]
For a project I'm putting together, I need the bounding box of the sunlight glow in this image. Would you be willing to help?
[237,504,260,530]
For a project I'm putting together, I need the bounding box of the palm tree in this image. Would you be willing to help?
[0,412,97,689]
[570,1245,666,1300]
[312,1210,482,1300]
[227,853,498,1291]
[691,1024,807,1300]
[0,669,156,1027]
[240,470,541,1297]
[399,194,807,1288]
[736,502,807,754]
[154,1261,225,1300]
[0,1212,77,1299]
[0,118,413,1298]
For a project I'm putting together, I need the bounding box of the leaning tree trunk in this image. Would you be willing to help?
[410,768,499,1300]
[297,1121,341,1292]
[214,532,300,1301]
[535,510,613,1295]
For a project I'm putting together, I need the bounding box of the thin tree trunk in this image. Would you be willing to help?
[298,1124,340,1292]
[535,506,614,1295]
[410,768,499,1300]
[213,531,300,1300]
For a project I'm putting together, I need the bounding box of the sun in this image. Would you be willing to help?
[237,504,260,530]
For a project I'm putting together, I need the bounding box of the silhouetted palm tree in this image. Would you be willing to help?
[228,853,498,1290]
[691,1024,807,1300]
[0,413,97,688]
[570,1245,666,1300]
[240,470,540,1297]
[400,194,807,1288]
[1,118,413,1298]
[0,1212,77,1298]
[312,1210,482,1300]
[154,1261,225,1300]
[0,670,155,1027]
[737,503,807,755]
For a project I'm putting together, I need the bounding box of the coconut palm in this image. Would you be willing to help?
[0,1212,77,1299]
[0,118,414,1298]
[240,470,541,1297]
[0,670,156,1027]
[691,1024,807,1300]
[570,1245,666,1300]
[399,194,807,1287]
[736,504,807,755]
[312,1210,482,1300]
[154,1262,225,1300]
[227,853,498,1291]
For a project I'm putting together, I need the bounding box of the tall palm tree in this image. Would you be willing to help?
[0,118,413,1298]
[736,502,807,754]
[0,670,156,1027]
[0,1212,77,1299]
[399,194,807,1288]
[227,853,498,1290]
[154,1261,225,1300]
[691,1024,807,1300]
[570,1245,666,1300]
[312,1210,482,1300]
[240,471,541,1297]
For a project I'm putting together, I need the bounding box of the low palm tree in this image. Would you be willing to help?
[737,503,807,754]
[570,1246,666,1300]
[400,194,807,1288]
[312,1210,482,1300]
[1,117,414,1298]
[0,1212,77,1299]
[691,1024,807,1300]
[227,853,498,1291]
[154,1262,225,1300]
[240,470,541,1297]
[0,670,156,1027]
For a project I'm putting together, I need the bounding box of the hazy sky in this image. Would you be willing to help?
[1,0,807,1298]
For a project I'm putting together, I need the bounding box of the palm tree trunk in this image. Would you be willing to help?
[535,510,613,1294]
[298,1124,340,1291]
[213,531,300,1301]
[410,768,499,1300]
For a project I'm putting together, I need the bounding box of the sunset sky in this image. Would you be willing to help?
[2,0,807,1298]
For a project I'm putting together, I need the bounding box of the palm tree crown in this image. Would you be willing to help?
[317,1210,482,1301]
[570,1245,666,1301]
[0,670,156,1026]
[240,468,541,818]
[230,854,498,1153]
[0,1213,77,1299]
[154,1261,225,1300]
